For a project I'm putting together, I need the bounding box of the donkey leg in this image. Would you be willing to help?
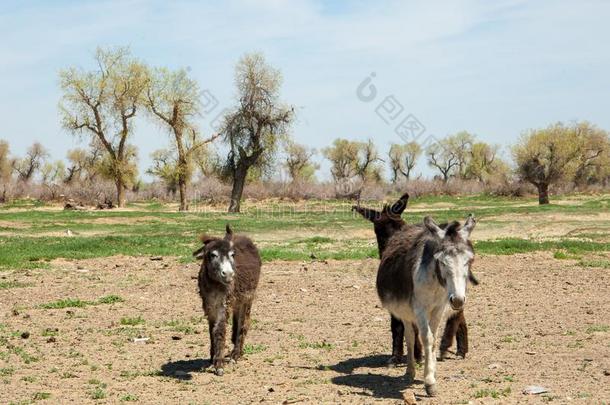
[403,319,416,382]
[211,309,228,376]
[439,311,460,360]
[230,304,243,362]
[418,310,443,397]
[412,322,423,364]
[230,302,252,361]
[455,311,469,358]
[389,315,405,366]
[207,318,216,362]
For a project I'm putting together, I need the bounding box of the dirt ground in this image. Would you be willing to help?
[1,253,609,404]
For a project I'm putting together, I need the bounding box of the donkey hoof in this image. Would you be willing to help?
[214,368,224,376]
[229,358,236,364]
[405,369,416,383]
[456,351,466,359]
[425,383,438,397]
[389,354,407,367]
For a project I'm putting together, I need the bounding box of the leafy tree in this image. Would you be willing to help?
[513,122,582,204]
[427,132,475,182]
[145,67,219,210]
[323,138,382,183]
[571,121,610,187]
[355,139,383,182]
[65,140,105,184]
[59,47,148,207]
[284,141,318,183]
[388,141,421,182]
[219,53,293,212]
[323,138,359,181]
[463,142,506,182]
[147,148,180,196]
[12,142,49,182]
[40,161,66,185]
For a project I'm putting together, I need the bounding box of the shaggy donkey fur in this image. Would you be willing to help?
[194,225,261,376]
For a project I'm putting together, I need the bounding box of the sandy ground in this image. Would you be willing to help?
[1,253,609,404]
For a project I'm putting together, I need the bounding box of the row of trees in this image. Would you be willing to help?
[3,119,608,206]
[2,47,609,208]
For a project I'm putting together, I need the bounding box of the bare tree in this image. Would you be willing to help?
[388,141,421,182]
[12,142,49,183]
[145,67,219,210]
[59,47,148,207]
[427,142,459,182]
[220,53,293,212]
[284,141,318,183]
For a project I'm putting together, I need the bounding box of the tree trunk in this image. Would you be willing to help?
[537,183,550,205]
[116,179,126,208]
[178,176,188,211]
[228,165,248,213]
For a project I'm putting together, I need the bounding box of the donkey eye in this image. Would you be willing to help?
[229,251,235,258]
[210,251,219,259]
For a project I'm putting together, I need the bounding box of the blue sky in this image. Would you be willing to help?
[1,0,609,179]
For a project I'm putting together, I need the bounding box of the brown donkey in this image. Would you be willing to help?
[353,193,477,363]
[193,225,261,376]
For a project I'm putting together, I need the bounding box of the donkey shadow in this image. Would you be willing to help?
[160,358,210,380]
[328,354,424,400]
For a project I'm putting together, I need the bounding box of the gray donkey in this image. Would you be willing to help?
[377,215,476,396]
[193,225,261,376]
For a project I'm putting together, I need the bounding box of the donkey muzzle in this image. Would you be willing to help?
[449,295,465,310]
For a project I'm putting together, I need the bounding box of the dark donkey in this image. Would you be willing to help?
[352,193,477,363]
[377,215,477,396]
[193,225,261,376]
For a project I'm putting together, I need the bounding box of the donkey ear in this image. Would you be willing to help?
[193,246,205,260]
[199,234,217,245]
[460,214,476,239]
[352,206,380,222]
[387,192,409,216]
[468,269,479,286]
[225,224,234,241]
[424,216,445,239]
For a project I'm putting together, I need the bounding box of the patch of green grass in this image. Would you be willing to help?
[476,239,610,256]
[585,324,609,334]
[97,295,124,304]
[91,387,106,400]
[40,298,90,309]
[32,392,51,401]
[40,295,124,309]
[0,281,31,289]
[474,387,511,399]
[501,335,517,343]
[161,319,197,334]
[41,328,59,337]
[243,343,267,355]
[0,367,14,376]
[580,259,610,269]
[120,316,145,326]
[120,394,139,402]
[11,347,39,364]
[21,375,36,383]
[298,340,334,350]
